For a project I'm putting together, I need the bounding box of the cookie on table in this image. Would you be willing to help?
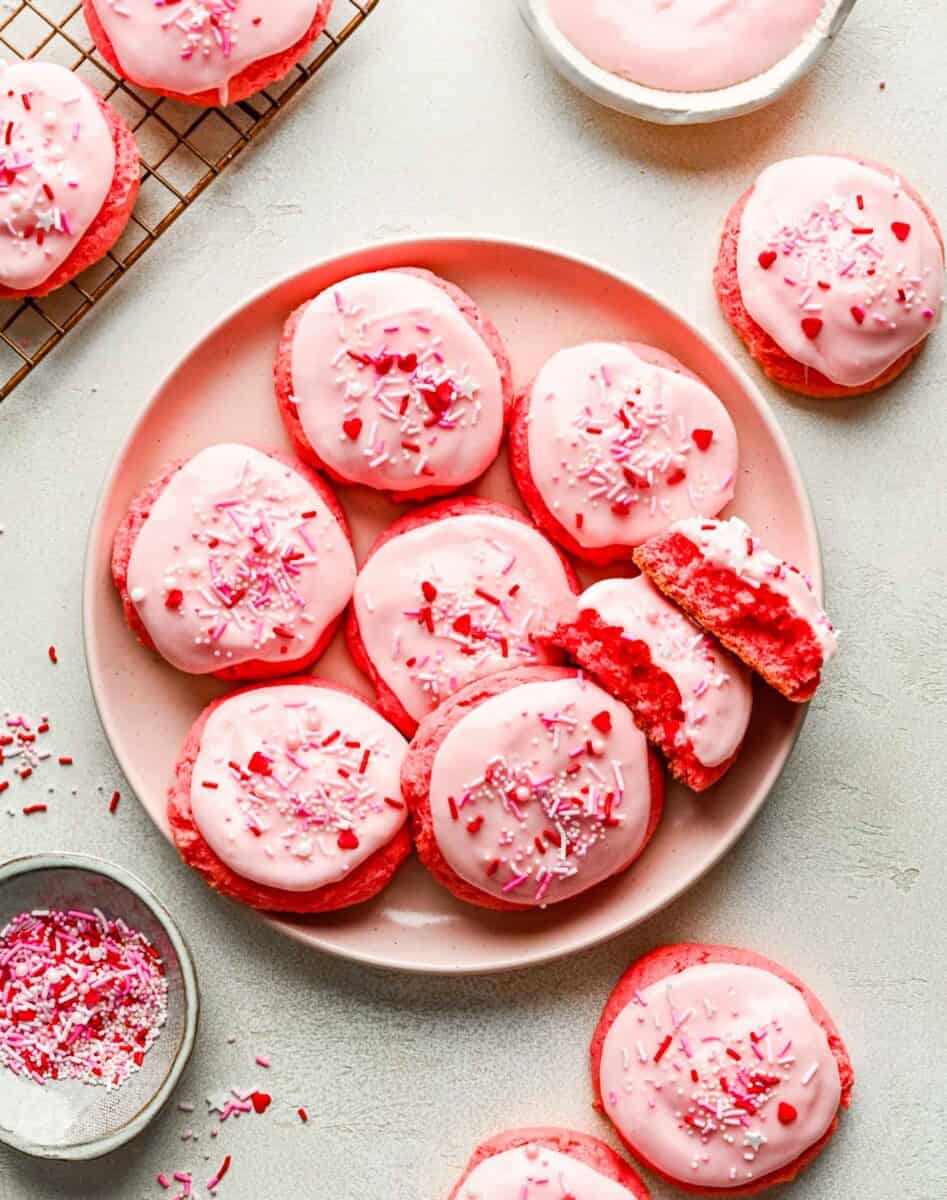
[0,61,139,299]
[591,944,854,1194]
[552,575,753,792]
[633,516,836,703]
[509,342,738,564]
[401,666,664,911]
[112,443,356,681]
[168,678,410,913]
[83,0,334,107]
[275,268,512,503]
[448,1128,650,1200]
[716,154,944,397]
[346,498,579,736]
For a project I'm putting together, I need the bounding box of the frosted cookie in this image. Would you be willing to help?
[275,268,512,502]
[633,517,836,703]
[552,576,752,792]
[716,155,944,396]
[112,444,356,681]
[83,0,334,106]
[346,498,579,736]
[0,61,139,298]
[592,944,853,1194]
[168,678,410,912]
[547,1,825,94]
[401,666,664,911]
[510,342,738,564]
[448,1128,650,1200]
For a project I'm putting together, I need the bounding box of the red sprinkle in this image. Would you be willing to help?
[247,751,271,775]
[485,858,500,877]
[58,756,73,765]
[448,796,459,821]
[665,467,686,486]
[22,804,47,815]
[297,1107,309,1123]
[109,790,120,813]
[591,711,612,734]
[801,318,823,340]
[653,1035,672,1063]
[47,646,58,664]
[691,428,714,451]
[164,588,184,610]
[250,1091,271,1114]
[891,221,911,242]
[421,581,437,602]
[384,796,405,810]
[466,815,484,834]
[342,418,363,440]
[850,305,866,325]
[336,828,359,851]
[757,250,778,270]
[777,1102,798,1124]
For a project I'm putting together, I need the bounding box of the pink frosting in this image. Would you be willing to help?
[459,1144,633,1200]
[189,684,407,891]
[526,343,738,551]
[579,575,752,768]
[353,512,576,724]
[89,0,321,102]
[0,62,115,292]
[599,962,842,1188]
[548,0,825,93]
[736,156,945,387]
[430,676,653,906]
[126,444,355,674]
[290,271,505,494]
[673,516,837,661]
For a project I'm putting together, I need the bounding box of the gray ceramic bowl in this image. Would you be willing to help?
[519,0,858,124]
[0,853,199,1161]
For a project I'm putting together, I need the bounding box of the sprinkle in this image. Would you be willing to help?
[47,646,58,664]
[801,317,823,340]
[109,790,120,813]
[757,250,777,270]
[891,221,911,242]
[297,1107,308,1123]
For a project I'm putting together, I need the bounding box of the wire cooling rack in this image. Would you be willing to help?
[0,0,379,400]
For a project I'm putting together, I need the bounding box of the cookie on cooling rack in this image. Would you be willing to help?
[0,61,138,299]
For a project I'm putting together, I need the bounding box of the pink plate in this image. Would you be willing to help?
[83,236,820,974]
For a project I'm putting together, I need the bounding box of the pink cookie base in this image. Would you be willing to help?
[167,676,411,913]
[0,93,139,300]
[111,449,352,682]
[345,497,580,737]
[83,0,334,108]
[552,608,742,792]
[400,665,664,912]
[633,532,824,702]
[274,267,514,503]
[714,158,945,398]
[448,1127,651,1200]
[590,944,854,1196]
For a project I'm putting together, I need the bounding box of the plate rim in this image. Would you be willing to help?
[517,0,859,125]
[82,232,820,975]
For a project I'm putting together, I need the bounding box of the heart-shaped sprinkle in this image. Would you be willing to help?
[397,352,418,372]
[247,751,271,775]
[851,305,866,325]
[591,711,612,734]
[164,588,183,610]
[801,318,823,340]
[891,221,911,242]
[452,613,472,636]
[337,828,359,851]
[250,1092,271,1115]
[691,428,714,451]
[666,467,687,486]
[374,354,395,376]
[777,1102,798,1125]
[421,580,437,602]
[342,417,363,440]
[758,250,778,270]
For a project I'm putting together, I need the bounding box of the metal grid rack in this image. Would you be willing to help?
[0,0,379,400]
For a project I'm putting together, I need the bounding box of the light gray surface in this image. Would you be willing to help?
[0,0,944,1196]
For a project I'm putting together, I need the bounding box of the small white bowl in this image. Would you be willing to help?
[0,853,199,1161]
[518,0,858,124]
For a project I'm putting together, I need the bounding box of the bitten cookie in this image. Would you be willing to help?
[168,678,410,913]
[83,0,334,107]
[112,443,356,681]
[401,666,664,911]
[447,1128,650,1200]
[591,944,854,1194]
[633,516,836,703]
[552,575,753,792]
[716,154,944,397]
[275,268,513,502]
[510,342,738,563]
[346,498,579,736]
[0,61,139,299]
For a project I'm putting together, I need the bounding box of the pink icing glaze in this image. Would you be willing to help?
[353,512,576,724]
[526,343,738,551]
[0,62,115,292]
[126,444,355,674]
[189,683,407,891]
[673,516,837,660]
[88,0,320,102]
[459,1145,634,1200]
[579,575,752,768]
[429,676,652,906]
[547,0,825,93]
[736,156,945,388]
[289,270,505,494]
[599,962,842,1188]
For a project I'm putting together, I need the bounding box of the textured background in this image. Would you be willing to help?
[0,0,944,1196]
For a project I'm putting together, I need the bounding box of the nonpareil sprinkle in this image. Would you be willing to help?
[0,908,168,1089]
